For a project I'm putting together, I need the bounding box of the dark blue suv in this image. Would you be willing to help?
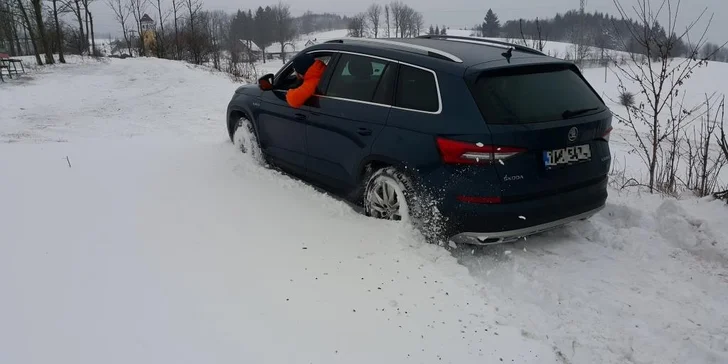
[227,35,612,244]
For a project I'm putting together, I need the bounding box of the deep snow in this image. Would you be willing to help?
[1,54,727,364]
[0,57,555,364]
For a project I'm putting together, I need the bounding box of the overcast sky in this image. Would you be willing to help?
[89,0,727,45]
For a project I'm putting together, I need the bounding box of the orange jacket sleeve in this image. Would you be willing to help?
[286,60,326,109]
[286,78,318,108]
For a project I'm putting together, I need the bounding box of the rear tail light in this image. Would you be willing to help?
[436,137,526,165]
[602,127,613,142]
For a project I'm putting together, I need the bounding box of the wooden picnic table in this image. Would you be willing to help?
[0,53,26,82]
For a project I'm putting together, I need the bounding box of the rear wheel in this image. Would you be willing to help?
[364,167,445,242]
[231,115,264,165]
[364,168,411,221]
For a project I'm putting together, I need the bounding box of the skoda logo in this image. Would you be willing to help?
[568,127,579,143]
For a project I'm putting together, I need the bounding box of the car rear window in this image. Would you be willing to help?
[469,64,605,124]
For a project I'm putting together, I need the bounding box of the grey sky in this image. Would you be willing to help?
[89,0,727,45]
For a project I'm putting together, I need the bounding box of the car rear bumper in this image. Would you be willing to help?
[442,176,608,245]
[450,205,604,245]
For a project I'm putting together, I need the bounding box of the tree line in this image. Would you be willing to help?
[347,2,424,39]
[474,7,728,63]
[0,0,342,69]
[0,0,100,65]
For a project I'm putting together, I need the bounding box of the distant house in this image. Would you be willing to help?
[140,14,156,56]
[140,14,155,32]
[239,40,263,61]
[264,42,297,62]
[304,39,317,47]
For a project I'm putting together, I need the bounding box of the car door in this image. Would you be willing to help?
[304,53,398,192]
[256,74,308,175]
[255,53,335,176]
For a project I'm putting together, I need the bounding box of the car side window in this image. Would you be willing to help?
[325,54,393,103]
[395,65,439,112]
[274,53,332,91]
[372,63,398,105]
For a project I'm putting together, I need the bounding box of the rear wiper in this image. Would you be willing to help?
[562,107,600,119]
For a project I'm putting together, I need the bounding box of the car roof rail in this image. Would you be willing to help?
[416,35,546,56]
[324,38,464,63]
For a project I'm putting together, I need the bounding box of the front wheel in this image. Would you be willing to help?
[231,116,264,165]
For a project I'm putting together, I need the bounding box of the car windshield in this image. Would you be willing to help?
[469,64,605,124]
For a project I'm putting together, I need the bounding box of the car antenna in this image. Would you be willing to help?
[501,47,513,63]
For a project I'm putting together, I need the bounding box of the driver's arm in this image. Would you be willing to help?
[286,78,317,108]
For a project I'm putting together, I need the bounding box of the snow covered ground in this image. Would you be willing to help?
[1,52,727,364]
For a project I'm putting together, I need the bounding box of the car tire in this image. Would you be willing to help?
[231,115,265,165]
[364,167,445,243]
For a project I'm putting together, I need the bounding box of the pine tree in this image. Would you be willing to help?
[429,25,435,35]
[435,25,439,35]
[253,6,274,63]
[483,8,500,37]
[440,26,447,35]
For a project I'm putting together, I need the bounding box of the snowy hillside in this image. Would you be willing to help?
[1,48,727,363]
[263,29,348,54]
[445,28,632,60]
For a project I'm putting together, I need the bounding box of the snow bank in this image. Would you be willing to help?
[455,189,728,364]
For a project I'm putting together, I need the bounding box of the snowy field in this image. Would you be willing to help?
[1,52,727,364]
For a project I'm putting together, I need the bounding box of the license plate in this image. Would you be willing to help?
[543,144,591,168]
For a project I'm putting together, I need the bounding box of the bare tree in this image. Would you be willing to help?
[207,10,227,70]
[386,2,420,38]
[272,2,294,62]
[106,0,132,55]
[183,0,203,63]
[413,11,423,36]
[565,0,591,67]
[51,0,65,62]
[701,42,720,61]
[29,0,53,63]
[347,12,367,38]
[685,96,727,198]
[611,0,726,193]
[14,0,42,64]
[129,0,146,56]
[398,4,412,37]
[518,17,548,52]
[149,0,168,57]
[389,1,402,37]
[716,97,728,201]
[693,95,726,196]
[367,3,381,38]
[593,27,613,65]
[384,4,390,37]
[1,0,24,55]
[171,0,179,58]
[1,0,15,55]
[569,26,591,67]
[80,0,96,55]
[62,0,86,54]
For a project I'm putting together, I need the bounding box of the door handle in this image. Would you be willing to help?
[294,113,307,121]
[357,128,372,136]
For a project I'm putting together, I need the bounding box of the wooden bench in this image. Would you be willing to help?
[0,53,25,82]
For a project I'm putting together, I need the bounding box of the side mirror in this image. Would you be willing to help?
[258,73,274,91]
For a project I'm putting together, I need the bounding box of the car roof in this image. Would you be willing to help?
[309,36,555,71]
[393,37,540,64]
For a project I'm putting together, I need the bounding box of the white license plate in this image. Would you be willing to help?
[543,144,592,167]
